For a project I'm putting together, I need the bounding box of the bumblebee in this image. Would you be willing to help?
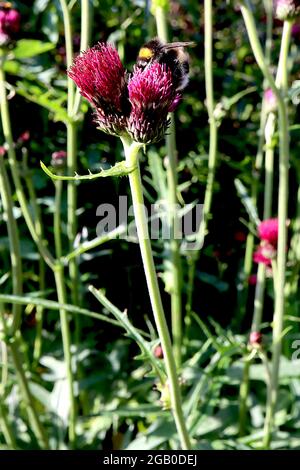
[136,38,194,91]
[0,2,13,9]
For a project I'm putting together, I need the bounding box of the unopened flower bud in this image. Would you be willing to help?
[51,150,67,169]
[264,88,277,114]
[0,3,20,46]
[275,0,300,21]
[154,345,164,359]
[249,331,263,346]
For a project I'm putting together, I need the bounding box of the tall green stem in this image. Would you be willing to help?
[53,164,76,445]
[154,4,182,366]
[0,313,17,448]
[0,155,22,333]
[23,161,47,364]
[54,181,63,259]
[240,1,291,448]
[0,304,48,448]
[186,0,218,315]
[59,0,92,418]
[263,19,292,449]
[122,138,191,450]
[59,0,79,309]
[53,264,76,446]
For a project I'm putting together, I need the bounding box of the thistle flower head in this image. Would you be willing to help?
[127,63,179,143]
[258,218,278,247]
[67,43,128,136]
[68,42,185,144]
[275,0,300,20]
[0,2,20,46]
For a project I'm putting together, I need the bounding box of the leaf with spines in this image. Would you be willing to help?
[40,161,136,181]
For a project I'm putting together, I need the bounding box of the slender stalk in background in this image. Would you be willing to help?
[58,0,79,308]
[153,2,182,367]
[59,0,92,414]
[121,137,191,450]
[239,2,276,434]
[240,0,291,448]
[0,307,48,448]
[186,0,218,316]
[23,154,46,364]
[0,339,16,448]
[263,19,292,449]
[0,153,23,333]
[0,58,49,447]
[237,0,273,330]
[251,112,275,333]
[0,59,55,270]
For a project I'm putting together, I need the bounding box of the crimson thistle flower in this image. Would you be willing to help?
[0,2,20,46]
[67,42,181,144]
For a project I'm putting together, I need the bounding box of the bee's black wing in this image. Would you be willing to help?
[163,41,195,49]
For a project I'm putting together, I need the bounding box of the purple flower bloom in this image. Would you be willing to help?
[0,3,20,46]
[68,43,128,136]
[274,0,300,20]
[68,42,184,144]
[127,63,179,143]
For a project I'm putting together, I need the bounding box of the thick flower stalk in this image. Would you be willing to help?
[67,42,181,144]
[0,2,20,46]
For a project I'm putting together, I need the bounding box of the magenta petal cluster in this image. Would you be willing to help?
[275,0,300,20]
[68,43,127,136]
[68,42,182,143]
[253,218,279,266]
[127,63,179,143]
[0,3,20,46]
[253,242,276,266]
[258,218,279,247]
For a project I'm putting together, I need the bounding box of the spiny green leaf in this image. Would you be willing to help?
[40,161,136,181]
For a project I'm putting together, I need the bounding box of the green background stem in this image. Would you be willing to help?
[154,3,182,367]
[0,60,55,270]
[186,0,218,315]
[0,155,23,333]
[263,19,292,449]
[240,1,291,448]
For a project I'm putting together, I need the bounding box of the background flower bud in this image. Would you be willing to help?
[0,3,20,46]
[275,0,300,21]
